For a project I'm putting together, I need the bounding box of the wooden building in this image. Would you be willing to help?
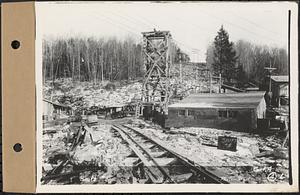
[270,75,289,107]
[43,99,72,121]
[165,92,266,131]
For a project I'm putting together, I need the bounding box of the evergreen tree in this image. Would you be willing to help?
[212,26,237,82]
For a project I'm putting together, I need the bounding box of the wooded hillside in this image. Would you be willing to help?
[42,36,188,83]
[206,39,288,87]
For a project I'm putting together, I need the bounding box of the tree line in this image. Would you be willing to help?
[206,26,288,89]
[42,36,189,83]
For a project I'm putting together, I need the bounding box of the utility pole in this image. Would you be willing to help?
[179,54,182,83]
[209,72,212,93]
[219,73,222,93]
[101,47,104,83]
[264,66,276,92]
[50,41,54,101]
[264,65,276,107]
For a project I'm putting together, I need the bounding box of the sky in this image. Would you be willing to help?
[36,2,292,62]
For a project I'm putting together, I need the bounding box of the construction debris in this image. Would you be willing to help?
[42,78,289,185]
[42,120,135,184]
[125,118,289,184]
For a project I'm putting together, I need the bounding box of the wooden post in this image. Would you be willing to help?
[209,72,212,93]
[269,63,272,92]
[101,48,104,82]
[219,73,222,93]
[180,62,182,83]
[264,66,276,92]
[179,54,182,83]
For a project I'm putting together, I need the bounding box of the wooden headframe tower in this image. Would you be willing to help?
[141,30,172,113]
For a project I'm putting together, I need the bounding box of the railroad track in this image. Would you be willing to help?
[111,124,229,184]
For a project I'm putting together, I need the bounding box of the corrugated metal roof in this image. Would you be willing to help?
[271,75,289,83]
[169,91,266,109]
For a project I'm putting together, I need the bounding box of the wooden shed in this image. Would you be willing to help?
[43,99,72,121]
[166,92,266,131]
[270,75,289,107]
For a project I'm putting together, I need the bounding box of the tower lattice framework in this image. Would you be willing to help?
[141,30,172,113]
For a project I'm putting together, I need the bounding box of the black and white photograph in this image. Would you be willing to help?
[35,1,298,192]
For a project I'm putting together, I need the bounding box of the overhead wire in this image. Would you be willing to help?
[95,10,194,56]
[194,8,279,43]
[229,11,282,38]
[173,39,201,53]
[97,8,206,56]
[118,5,281,45]
[91,12,141,38]
[109,9,154,30]
[90,7,281,62]
[102,10,152,32]
[132,13,161,30]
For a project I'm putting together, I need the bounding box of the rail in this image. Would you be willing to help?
[112,124,229,184]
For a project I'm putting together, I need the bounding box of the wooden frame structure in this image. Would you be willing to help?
[141,30,172,113]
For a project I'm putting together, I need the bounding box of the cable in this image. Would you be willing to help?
[101,10,152,32]
[230,11,282,37]
[195,8,279,43]
[134,14,161,30]
[173,39,201,54]
[103,10,198,54]
[91,13,141,37]
[93,11,201,61]
[109,9,154,30]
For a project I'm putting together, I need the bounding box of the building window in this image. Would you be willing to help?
[219,110,238,118]
[218,110,227,118]
[188,110,195,116]
[178,110,185,116]
[228,110,238,118]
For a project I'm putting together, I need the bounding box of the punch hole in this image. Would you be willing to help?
[11,40,20,49]
[13,143,22,152]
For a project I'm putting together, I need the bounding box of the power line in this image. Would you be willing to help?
[173,39,201,52]
[133,6,280,45]
[104,10,201,54]
[230,11,282,37]
[121,8,279,51]
[111,8,157,29]
[91,13,141,37]
[122,11,167,32]
[195,9,279,43]
[121,8,279,45]
[93,11,202,59]
[172,15,217,35]
[102,10,152,32]
[106,12,196,55]
[110,9,154,30]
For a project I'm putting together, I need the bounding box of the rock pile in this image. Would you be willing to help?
[43,79,143,111]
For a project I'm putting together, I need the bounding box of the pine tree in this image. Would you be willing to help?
[212,26,237,82]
